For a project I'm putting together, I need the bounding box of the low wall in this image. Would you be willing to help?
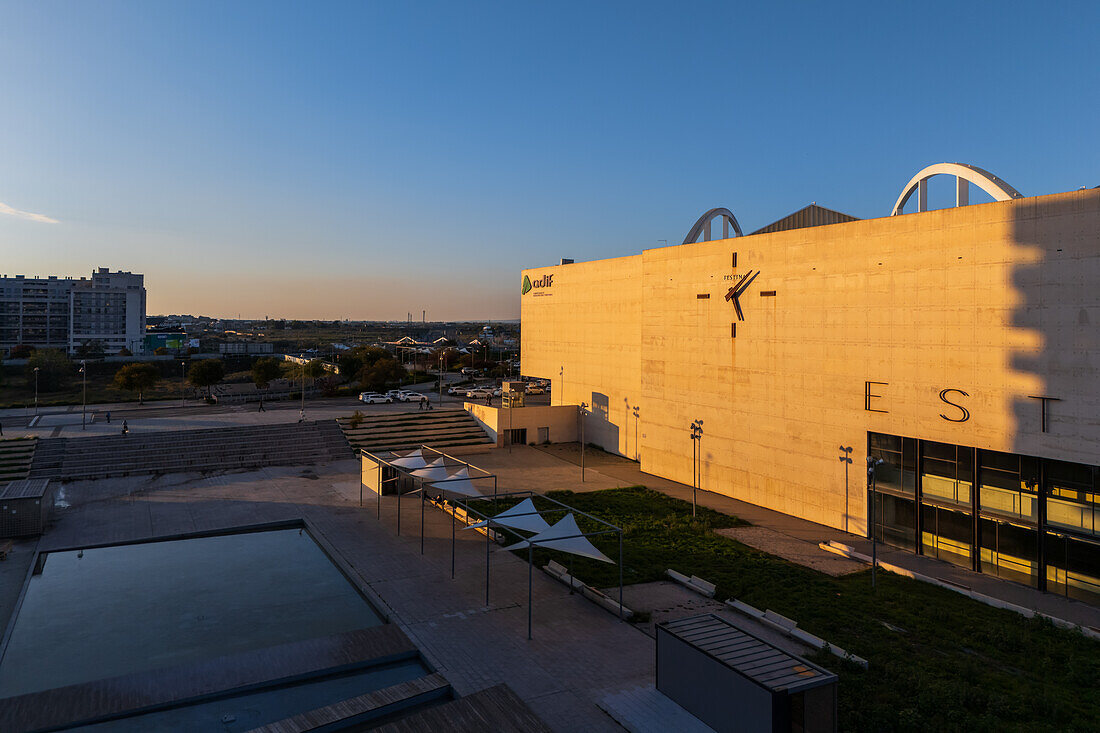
[464,403,579,447]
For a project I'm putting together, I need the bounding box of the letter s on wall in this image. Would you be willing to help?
[939,388,970,422]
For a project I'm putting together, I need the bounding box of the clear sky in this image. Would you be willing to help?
[1,1,1097,320]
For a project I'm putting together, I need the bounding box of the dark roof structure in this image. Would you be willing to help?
[659,614,836,694]
[750,204,859,235]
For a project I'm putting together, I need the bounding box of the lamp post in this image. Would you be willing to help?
[579,401,587,482]
[632,405,639,461]
[867,456,884,590]
[438,350,444,405]
[180,361,186,407]
[689,420,703,517]
[33,367,39,417]
[299,355,306,422]
[79,360,87,430]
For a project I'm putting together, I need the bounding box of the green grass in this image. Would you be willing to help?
[503,487,1100,732]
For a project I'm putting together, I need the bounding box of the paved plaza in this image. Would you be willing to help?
[0,459,653,732]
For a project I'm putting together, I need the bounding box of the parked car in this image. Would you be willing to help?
[385,389,404,399]
[401,392,428,403]
[491,387,503,397]
[460,367,480,376]
[447,385,468,396]
[525,385,545,395]
[466,387,493,399]
[359,392,393,404]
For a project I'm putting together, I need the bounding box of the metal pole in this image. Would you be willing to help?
[528,543,533,640]
[451,496,456,579]
[377,471,381,520]
[580,402,586,482]
[619,530,624,619]
[871,470,877,590]
[300,358,305,421]
[420,484,425,555]
[80,361,86,430]
[397,480,401,536]
[485,522,490,606]
[180,361,185,407]
[33,368,39,416]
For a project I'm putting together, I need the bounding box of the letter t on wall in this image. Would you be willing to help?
[865,381,888,413]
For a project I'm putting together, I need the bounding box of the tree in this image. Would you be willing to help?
[188,359,225,397]
[251,357,283,389]
[10,344,35,359]
[113,363,159,404]
[358,357,404,392]
[25,349,72,392]
[338,352,363,382]
[76,340,105,359]
[116,347,132,356]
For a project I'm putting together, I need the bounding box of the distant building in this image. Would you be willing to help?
[219,342,274,355]
[0,268,146,356]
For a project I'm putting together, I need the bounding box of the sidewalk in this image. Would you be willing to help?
[504,443,1100,633]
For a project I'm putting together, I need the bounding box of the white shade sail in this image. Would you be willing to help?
[429,477,482,497]
[503,513,614,564]
[465,498,552,534]
[409,458,454,482]
[389,449,429,469]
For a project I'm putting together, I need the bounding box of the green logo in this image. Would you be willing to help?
[521,275,532,295]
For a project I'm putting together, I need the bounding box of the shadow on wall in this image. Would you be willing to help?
[1008,191,1100,604]
[622,397,641,461]
[586,392,619,454]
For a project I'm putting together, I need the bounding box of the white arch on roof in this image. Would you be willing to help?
[891,163,1023,216]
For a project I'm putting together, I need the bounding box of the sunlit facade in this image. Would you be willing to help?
[521,187,1100,604]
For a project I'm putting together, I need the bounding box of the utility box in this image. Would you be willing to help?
[657,614,837,733]
[0,479,55,538]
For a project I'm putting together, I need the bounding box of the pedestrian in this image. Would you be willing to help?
[418,398,423,411]
[258,398,265,412]
[121,420,129,435]
[106,411,111,424]
[0,419,3,436]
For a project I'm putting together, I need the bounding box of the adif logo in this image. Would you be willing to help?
[522,273,553,294]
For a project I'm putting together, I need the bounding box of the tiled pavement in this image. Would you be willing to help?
[2,460,653,732]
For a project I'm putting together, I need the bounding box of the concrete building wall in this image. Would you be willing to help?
[521,189,1100,533]
[465,403,579,447]
[522,254,644,458]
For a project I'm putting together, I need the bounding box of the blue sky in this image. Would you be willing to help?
[1,1,1097,319]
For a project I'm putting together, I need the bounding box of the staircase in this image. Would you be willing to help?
[27,420,354,481]
[336,409,493,454]
[0,438,36,483]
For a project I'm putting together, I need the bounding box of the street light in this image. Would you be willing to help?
[579,401,588,482]
[79,360,87,430]
[631,405,639,461]
[180,361,186,407]
[867,455,884,590]
[299,355,306,421]
[689,420,703,517]
[438,350,444,405]
[33,367,39,417]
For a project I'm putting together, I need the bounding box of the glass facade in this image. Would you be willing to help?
[869,432,1100,605]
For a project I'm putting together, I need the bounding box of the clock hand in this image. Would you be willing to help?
[733,297,745,321]
[732,269,760,299]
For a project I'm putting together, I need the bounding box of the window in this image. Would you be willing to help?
[979,450,1038,523]
[921,441,972,506]
[979,518,1038,587]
